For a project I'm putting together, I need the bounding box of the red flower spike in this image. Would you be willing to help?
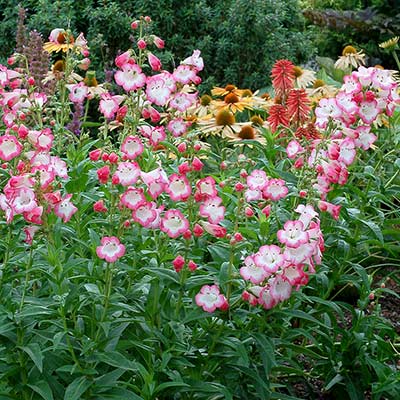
[271,59,295,99]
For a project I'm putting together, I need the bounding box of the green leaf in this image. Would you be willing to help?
[28,381,54,400]
[252,333,276,375]
[65,173,88,193]
[154,381,190,394]
[21,343,43,373]
[84,283,101,295]
[63,376,92,400]
[95,388,144,400]
[96,351,139,371]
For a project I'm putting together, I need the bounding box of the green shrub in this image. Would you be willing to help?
[0,0,315,90]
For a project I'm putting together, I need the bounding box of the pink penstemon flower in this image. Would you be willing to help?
[160,209,189,238]
[254,244,284,274]
[120,187,146,210]
[132,202,157,227]
[96,236,126,263]
[115,63,146,92]
[120,135,144,159]
[277,220,309,248]
[166,174,191,202]
[99,93,124,119]
[0,134,23,161]
[263,179,288,201]
[54,194,78,223]
[195,284,227,313]
[199,196,225,224]
[247,169,269,191]
[112,162,140,186]
[240,255,268,284]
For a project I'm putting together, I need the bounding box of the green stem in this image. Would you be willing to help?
[391,50,400,71]
[19,246,34,312]
[0,226,12,290]
[95,262,114,343]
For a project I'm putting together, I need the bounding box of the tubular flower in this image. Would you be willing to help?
[271,60,295,99]
[286,89,311,126]
[267,104,289,132]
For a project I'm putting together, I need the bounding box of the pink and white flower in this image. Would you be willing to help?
[195,284,226,313]
[286,140,304,159]
[12,188,37,214]
[263,179,288,201]
[277,220,309,248]
[54,194,78,222]
[173,64,197,84]
[96,236,126,262]
[132,202,157,227]
[121,135,144,159]
[240,255,268,284]
[145,75,171,106]
[169,92,197,112]
[247,169,268,191]
[166,174,191,201]
[113,162,140,186]
[141,167,168,199]
[0,134,23,161]
[269,275,292,302]
[200,221,226,238]
[115,63,146,92]
[199,196,225,224]
[167,118,189,137]
[357,99,380,124]
[68,82,88,103]
[254,244,284,274]
[120,187,146,210]
[99,93,124,119]
[160,209,189,238]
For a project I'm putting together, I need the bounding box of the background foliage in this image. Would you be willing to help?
[0,0,315,91]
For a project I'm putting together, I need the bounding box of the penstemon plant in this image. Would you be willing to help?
[0,15,398,400]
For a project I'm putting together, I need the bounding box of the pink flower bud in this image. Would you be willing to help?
[188,260,197,271]
[299,190,307,198]
[368,292,375,300]
[193,223,204,237]
[245,206,254,217]
[153,35,165,49]
[192,157,204,171]
[108,152,119,164]
[220,161,227,170]
[261,205,271,217]
[177,142,187,153]
[89,149,102,161]
[93,200,107,213]
[148,53,162,71]
[183,230,192,240]
[294,157,304,169]
[193,143,202,152]
[144,16,151,23]
[178,161,191,175]
[27,77,35,86]
[102,153,109,162]
[97,165,110,184]
[235,182,245,192]
[172,255,185,272]
[137,39,147,49]
[233,232,243,242]
[111,175,120,185]
[131,20,139,29]
[7,56,15,65]
[240,169,248,178]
